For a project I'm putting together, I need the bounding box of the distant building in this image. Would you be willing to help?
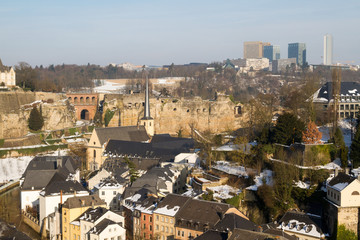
[324,34,333,65]
[272,58,297,73]
[237,58,270,73]
[263,45,280,62]
[288,43,306,66]
[93,177,125,210]
[312,81,360,119]
[0,59,16,87]
[243,41,270,59]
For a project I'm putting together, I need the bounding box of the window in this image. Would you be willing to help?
[166,227,168,233]
[150,225,152,231]
[178,231,180,236]
[113,191,116,195]
[64,227,67,232]
[150,216,152,222]
[144,224,146,229]
[165,217,168,223]
[113,199,117,203]
[156,215,159,221]
[352,191,360,195]
[73,234,76,240]
[117,237,121,240]
[170,219,173,224]
[161,226,164,231]
[189,232,192,237]
[156,225,159,230]
[102,191,105,195]
[170,227,173,234]
[144,215,146,221]
[64,218,66,223]
[182,231,184,237]
[161,216,164,222]
[94,150,96,158]
[111,238,114,240]
[109,228,112,232]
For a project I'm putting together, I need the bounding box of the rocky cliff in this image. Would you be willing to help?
[0,91,76,139]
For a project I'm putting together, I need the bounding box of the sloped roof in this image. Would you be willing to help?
[315,81,360,102]
[89,219,118,235]
[227,228,290,240]
[278,211,323,237]
[78,207,108,223]
[95,126,149,145]
[63,195,105,209]
[328,172,356,190]
[154,194,191,216]
[194,230,228,240]
[213,213,258,232]
[42,173,87,196]
[175,199,230,230]
[21,170,57,190]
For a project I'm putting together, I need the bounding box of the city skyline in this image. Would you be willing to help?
[0,0,359,67]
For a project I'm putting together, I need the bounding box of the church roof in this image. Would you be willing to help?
[95,126,149,145]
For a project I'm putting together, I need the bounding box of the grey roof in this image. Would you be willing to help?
[278,211,323,236]
[213,213,258,232]
[194,230,228,240]
[63,195,105,209]
[228,228,291,240]
[156,194,191,211]
[316,81,360,102]
[89,219,118,235]
[42,173,87,196]
[21,156,80,191]
[78,207,108,223]
[175,199,231,231]
[328,172,355,187]
[95,126,149,145]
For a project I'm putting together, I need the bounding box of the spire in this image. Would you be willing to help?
[142,74,152,120]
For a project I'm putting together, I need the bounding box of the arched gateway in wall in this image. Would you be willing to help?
[66,93,98,121]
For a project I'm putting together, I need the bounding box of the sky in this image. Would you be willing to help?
[1,0,359,67]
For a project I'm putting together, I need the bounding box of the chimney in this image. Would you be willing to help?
[345,167,350,175]
[335,168,339,177]
[91,201,95,209]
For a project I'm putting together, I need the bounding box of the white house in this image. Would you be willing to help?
[94,177,125,210]
[0,59,16,87]
[88,168,111,191]
[88,219,126,240]
[78,207,125,240]
[326,172,360,207]
[174,153,200,166]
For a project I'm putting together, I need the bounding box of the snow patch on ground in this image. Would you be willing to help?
[246,170,273,191]
[213,161,248,177]
[0,149,69,183]
[294,180,311,189]
[93,80,126,93]
[207,185,241,200]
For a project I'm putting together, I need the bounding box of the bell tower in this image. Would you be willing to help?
[139,74,154,136]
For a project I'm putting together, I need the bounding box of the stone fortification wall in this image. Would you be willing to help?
[104,93,245,135]
[0,92,76,139]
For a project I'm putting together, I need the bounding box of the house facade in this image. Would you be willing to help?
[0,59,16,87]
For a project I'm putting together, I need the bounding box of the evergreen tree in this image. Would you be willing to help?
[124,157,139,183]
[350,124,360,167]
[28,106,44,131]
[272,113,305,145]
[332,127,348,167]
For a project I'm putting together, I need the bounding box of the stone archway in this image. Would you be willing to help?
[80,109,90,120]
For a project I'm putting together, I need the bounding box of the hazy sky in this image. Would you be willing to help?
[1,0,359,67]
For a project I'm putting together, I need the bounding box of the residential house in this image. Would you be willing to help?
[324,172,360,236]
[87,168,111,191]
[78,207,125,240]
[87,126,150,170]
[174,199,248,240]
[88,219,126,240]
[94,177,125,210]
[277,211,325,240]
[153,194,191,240]
[20,155,80,212]
[62,195,106,240]
[174,153,200,167]
[0,59,16,87]
[133,196,158,240]
[39,172,88,229]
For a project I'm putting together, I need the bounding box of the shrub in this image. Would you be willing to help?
[28,107,44,131]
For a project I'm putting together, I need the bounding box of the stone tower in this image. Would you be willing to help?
[139,75,154,136]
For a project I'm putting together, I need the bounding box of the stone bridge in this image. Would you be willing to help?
[66,93,98,120]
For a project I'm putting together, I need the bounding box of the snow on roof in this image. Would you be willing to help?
[131,194,142,202]
[331,182,349,191]
[154,205,180,216]
[246,170,273,191]
[279,220,323,238]
[349,89,357,94]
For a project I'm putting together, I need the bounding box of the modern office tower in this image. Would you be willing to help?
[288,43,306,66]
[263,45,280,62]
[244,41,270,59]
[324,34,333,65]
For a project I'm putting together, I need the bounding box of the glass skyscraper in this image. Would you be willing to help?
[263,45,280,62]
[288,43,306,66]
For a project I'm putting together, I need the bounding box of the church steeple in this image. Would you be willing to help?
[140,72,154,136]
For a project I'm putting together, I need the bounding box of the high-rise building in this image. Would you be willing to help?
[288,43,306,66]
[263,45,280,62]
[244,41,270,59]
[324,34,333,65]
